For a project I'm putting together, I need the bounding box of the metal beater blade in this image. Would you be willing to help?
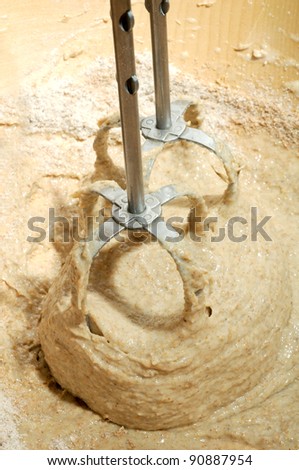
[142,0,217,167]
[78,0,225,318]
[94,0,186,250]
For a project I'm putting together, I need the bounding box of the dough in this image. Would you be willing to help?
[39,116,293,430]
[2,50,298,448]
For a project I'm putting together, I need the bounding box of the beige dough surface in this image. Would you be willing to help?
[38,110,294,432]
[0,0,299,449]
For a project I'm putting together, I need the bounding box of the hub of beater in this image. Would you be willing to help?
[96,184,183,243]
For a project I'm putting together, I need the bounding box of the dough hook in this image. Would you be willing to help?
[92,0,218,251]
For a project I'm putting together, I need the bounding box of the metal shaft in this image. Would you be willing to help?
[146,0,172,130]
[110,0,145,214]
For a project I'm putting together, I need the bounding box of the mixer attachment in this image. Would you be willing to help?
[90,0,220,268]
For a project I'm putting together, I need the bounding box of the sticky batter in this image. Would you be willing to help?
[1,52,298,448]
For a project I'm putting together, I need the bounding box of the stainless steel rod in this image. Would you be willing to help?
[110,0,145,214]
[146,0,172,130]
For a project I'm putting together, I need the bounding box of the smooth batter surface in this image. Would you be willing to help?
[1,41,298,449]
